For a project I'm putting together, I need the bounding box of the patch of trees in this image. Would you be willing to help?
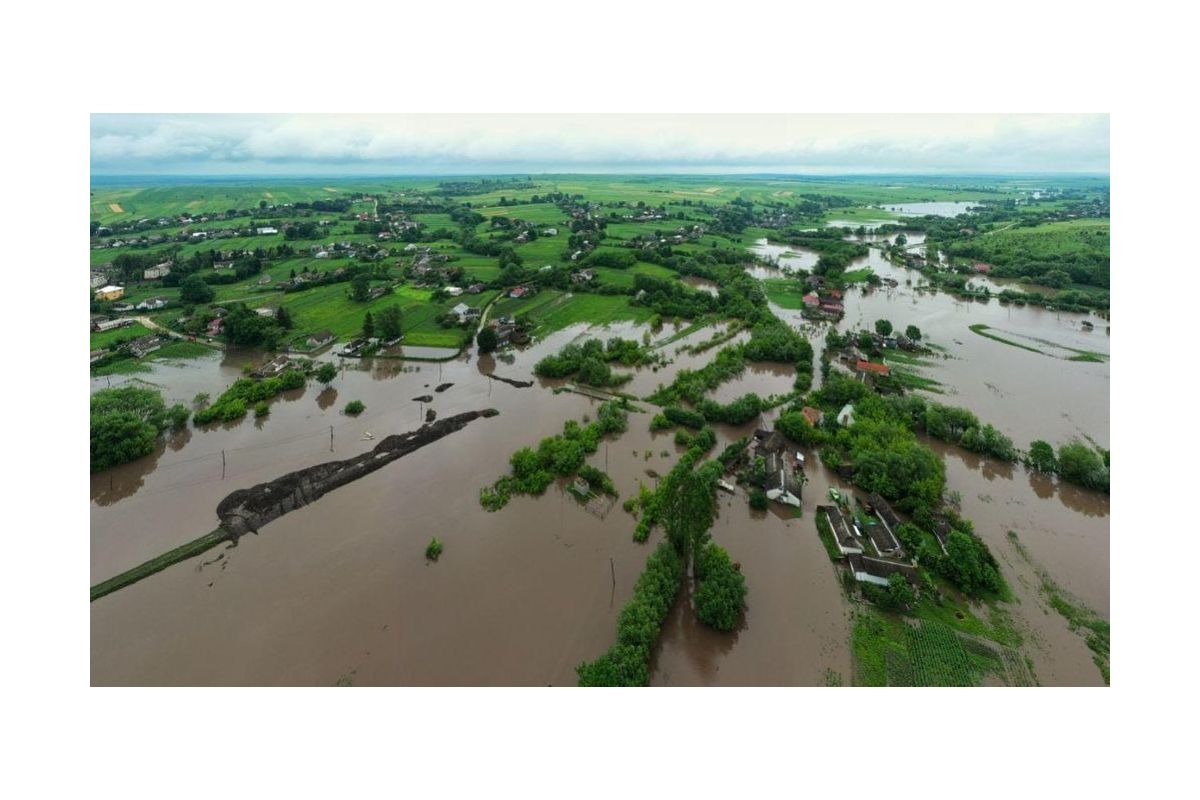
[193,370,306,425]
[284,221,321,240]
[693,543,748,630]
[91,386,189,472]
[533,337,651,383]
[221,304,283,349]
[480,401,629,511]
[696,392,764,426]
[576,540,684,686]
[582,249,637,270]
[630,274,719,320]
[1027,438,1109,492]
[647,345,745,405]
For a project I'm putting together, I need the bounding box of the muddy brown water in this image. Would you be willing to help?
[92,250,1109,685]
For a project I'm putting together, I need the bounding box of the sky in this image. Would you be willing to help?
[90,114,1109,176]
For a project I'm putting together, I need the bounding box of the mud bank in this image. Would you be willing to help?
[91,409,497,601]
[217,409,498,538]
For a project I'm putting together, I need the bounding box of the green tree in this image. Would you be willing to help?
[1057,439,1109,491]
[476,326,498,353]
[377,305,403,340]
[887,573,915,608]
[316,362,338,386]
[905,324,922,341]
[362,311,375,339]
[874,319,893,337]
[275,306,294,330]
[1025,440,1058,473]
[351,272,370,302]
[179,274,215,305]
[693,543,747,631]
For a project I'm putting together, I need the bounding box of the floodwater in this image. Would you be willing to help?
[92,243,1109,686]
[879,201,980,217]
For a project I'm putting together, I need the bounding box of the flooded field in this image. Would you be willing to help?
[879,201,980,217]
[92,241,1109,686]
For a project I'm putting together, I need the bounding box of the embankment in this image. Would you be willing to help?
[91,408,499,602]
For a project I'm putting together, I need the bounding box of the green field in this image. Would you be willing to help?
[276,283,497,348]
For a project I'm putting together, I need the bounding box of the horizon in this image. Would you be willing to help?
[91,114,1110,176]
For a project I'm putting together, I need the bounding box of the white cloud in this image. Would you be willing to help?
[90,113,1109,174]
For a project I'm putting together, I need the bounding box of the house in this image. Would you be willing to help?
[443,286,464,297]
[258,274,272,285]
[136,297,168,311]
[763,451,801,507]
[126,335,162,358]
[256,226,278,235]
[368,286,389,300]
[819,300,844,315]
[92,317,134,333]
[306,330,336,349]
[143,262,172,280]
[753,428,787,457]
[802,293,820,308]
[801,406,823,427]
[254,307,276,317]
[466,283,485,294]
[543,228,558,236]
[94,285,125,301]
[207,318,224,336]
[571,269,595,284]
[90,271,109,289]
[866,493,903,553]
[856,360,890,377]
[255,354,293,378]
[836,403,856,427]
[315,250,330,259]
[846,553,920,588]
[113,303,135,313]
[972,262,992,273]
[820,505,863,555]
[452,303,480,322]
[508,285,531,299]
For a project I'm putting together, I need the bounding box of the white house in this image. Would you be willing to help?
[256,226,278,235]
[143,261,172,280]
[443,286,463,297]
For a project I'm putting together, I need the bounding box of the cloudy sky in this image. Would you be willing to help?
[90,114,1109,175]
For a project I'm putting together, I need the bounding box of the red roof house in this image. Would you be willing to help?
[856,360,890,377]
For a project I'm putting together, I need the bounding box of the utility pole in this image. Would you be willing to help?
[329,425,334,451]
[610,557,616,587]
[221,450,226,479]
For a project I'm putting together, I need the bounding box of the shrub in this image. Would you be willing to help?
[693,543,747,631]
[425,537,444,561]
[748,488,768,511]
[254,401,269,418]
[344,400,365,415]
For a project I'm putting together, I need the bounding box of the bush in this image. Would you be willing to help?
[748,488,768,511]
[254,401,269,418]
[693,543,747,631]
[425,537,444,561]
[344,400,365,415]
[165,403,191,430]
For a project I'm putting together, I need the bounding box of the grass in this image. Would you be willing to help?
[496,290,654,337]
[91,529,228,601]
[967,323,1045,354]
[1007,530,1109,684]
[90,322,153,350]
